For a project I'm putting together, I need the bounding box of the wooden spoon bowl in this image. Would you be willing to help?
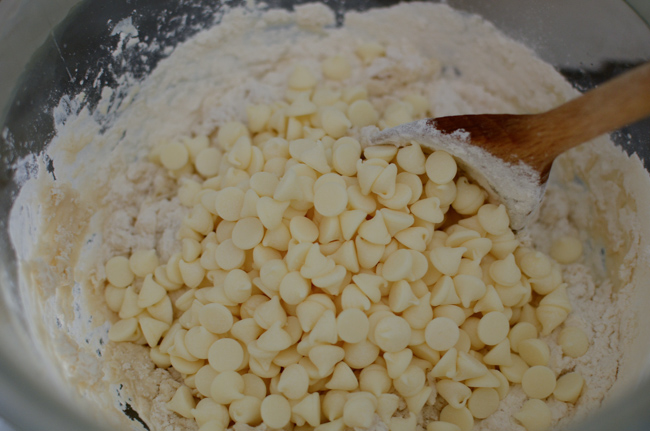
[369,62,650,229]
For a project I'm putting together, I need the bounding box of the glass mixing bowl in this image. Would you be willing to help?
[0,1,649,430]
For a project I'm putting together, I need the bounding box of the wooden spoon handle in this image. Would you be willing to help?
[534,61,650,157]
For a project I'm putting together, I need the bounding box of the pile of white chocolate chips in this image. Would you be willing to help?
[103,47,589,431]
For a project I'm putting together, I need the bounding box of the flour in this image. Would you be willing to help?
[8,2,650,431]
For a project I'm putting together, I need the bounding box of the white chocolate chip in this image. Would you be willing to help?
[553,372,584,403]
[439,405,474,431]
[261,394,292,428]
[167,385,196,419]
[558,326,589,358]
[161,142,190,171]
[106,256,135,288]
[550,235,583,264]
[513,399,551,431]
[521,365,556,399]
[477,312,510,346]
[322,56,351,81]
[425,317,460,352]
[426,151,457,185]
[374,315,412,353]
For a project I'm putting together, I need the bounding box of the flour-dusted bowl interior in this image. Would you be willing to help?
[1,1,650,431]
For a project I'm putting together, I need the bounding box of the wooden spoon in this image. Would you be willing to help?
[367,62,650,230]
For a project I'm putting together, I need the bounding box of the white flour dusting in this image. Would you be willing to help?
[8,3,650,431]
